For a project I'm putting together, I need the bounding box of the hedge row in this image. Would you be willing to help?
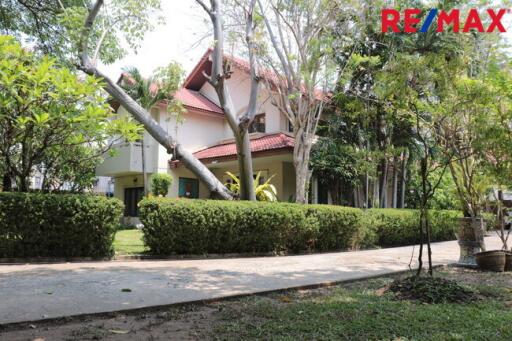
[362,209,461,248]
[0,192,123,258]
[139,198,462,255]
[140,199,363,255]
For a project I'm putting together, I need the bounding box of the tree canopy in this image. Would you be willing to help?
[0,35,140,191]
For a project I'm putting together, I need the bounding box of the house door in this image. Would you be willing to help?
[179,178,199,198]
[124,187,144,216]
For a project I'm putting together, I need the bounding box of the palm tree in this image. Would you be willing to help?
[120,65,182,196]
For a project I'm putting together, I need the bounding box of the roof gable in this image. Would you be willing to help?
[183,49,328,101]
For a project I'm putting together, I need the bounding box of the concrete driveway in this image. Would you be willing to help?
[0,235,502,325]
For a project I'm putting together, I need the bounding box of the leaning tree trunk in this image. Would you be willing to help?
[99,73,232,199]
[81,0,232,200]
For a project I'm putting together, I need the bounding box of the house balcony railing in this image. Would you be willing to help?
[96,141,156,177]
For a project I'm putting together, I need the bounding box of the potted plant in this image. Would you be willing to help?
[492,189,512,271]
[436,77,496,267]
[449,163,500,268]
[476,69,512,271]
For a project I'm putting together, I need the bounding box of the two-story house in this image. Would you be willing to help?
[97,49,320,222]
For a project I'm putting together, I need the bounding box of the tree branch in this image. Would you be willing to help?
[78,0,232,199]
[195,0,212,15]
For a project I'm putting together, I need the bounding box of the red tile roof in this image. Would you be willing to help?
[114,72,224,116]
[184,48,284,91]
[183,49,329,101]
[171,133,294,165]
[174,88,223,115]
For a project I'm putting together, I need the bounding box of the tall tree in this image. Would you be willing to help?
[120,63,184,196]
[256,0,336,203]
[376,51,457,276]
[195,0,260,201]
[331,0,411,209]
[310,114,373,206]
[0,0,234,199]
[479,63,512,250]
[0,35,140,192]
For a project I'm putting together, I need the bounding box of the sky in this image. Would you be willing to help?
[101,2,512,81]
[101,1,211,80]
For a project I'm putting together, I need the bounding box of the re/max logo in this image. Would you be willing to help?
[381,9,508,33]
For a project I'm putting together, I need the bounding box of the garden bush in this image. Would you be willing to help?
[0,192,123,258]
[140,199,365,255]
[140,198,464,255]
[363,209,461,247]
[150,173,173,196]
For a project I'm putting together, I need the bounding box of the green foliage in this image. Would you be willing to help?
[305,204,364,251]
[0,192,123,258]
[150,173,172,197]
[0,0,163,66]
[0,35,140,191]
[437,76,499,218]
[311,115,375,205]
[140,199,462,255]
[139,199,365,255]
[120,63,184,112]
[225,172,278,202]
[406,168,460,210]
[363,209,461,248]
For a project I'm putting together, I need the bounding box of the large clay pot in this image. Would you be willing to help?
[505,252,512,272]
[475,250,506,272]
[456,217,486,266]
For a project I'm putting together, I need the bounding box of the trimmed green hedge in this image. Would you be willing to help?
[363,209,461,248]
[0,192,123,258]
[140,199,365,255]
[140,198,467,255]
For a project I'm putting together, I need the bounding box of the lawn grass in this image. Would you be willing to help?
[214,271,512,340]
[113,229,146,255]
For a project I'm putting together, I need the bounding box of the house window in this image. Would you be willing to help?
[179,177,199,198]
[124,187,144,216]
[249,114,266,133]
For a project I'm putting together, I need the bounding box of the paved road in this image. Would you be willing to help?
[0,235,502,325]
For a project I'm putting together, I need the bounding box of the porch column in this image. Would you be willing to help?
[311,176,319,204]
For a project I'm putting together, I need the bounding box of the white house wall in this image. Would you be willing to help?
[154,108,226,173]
[198,69,287,135]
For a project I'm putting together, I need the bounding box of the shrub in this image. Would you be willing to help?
[140,199,366,255]
[0,192,123,258]
[363,209,461,247]
[305,204,365,251]
[140,198,463,255]
[150,173,173,196]
[224,171,278,202]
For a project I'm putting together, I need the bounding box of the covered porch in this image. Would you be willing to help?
[169,133,296,201]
